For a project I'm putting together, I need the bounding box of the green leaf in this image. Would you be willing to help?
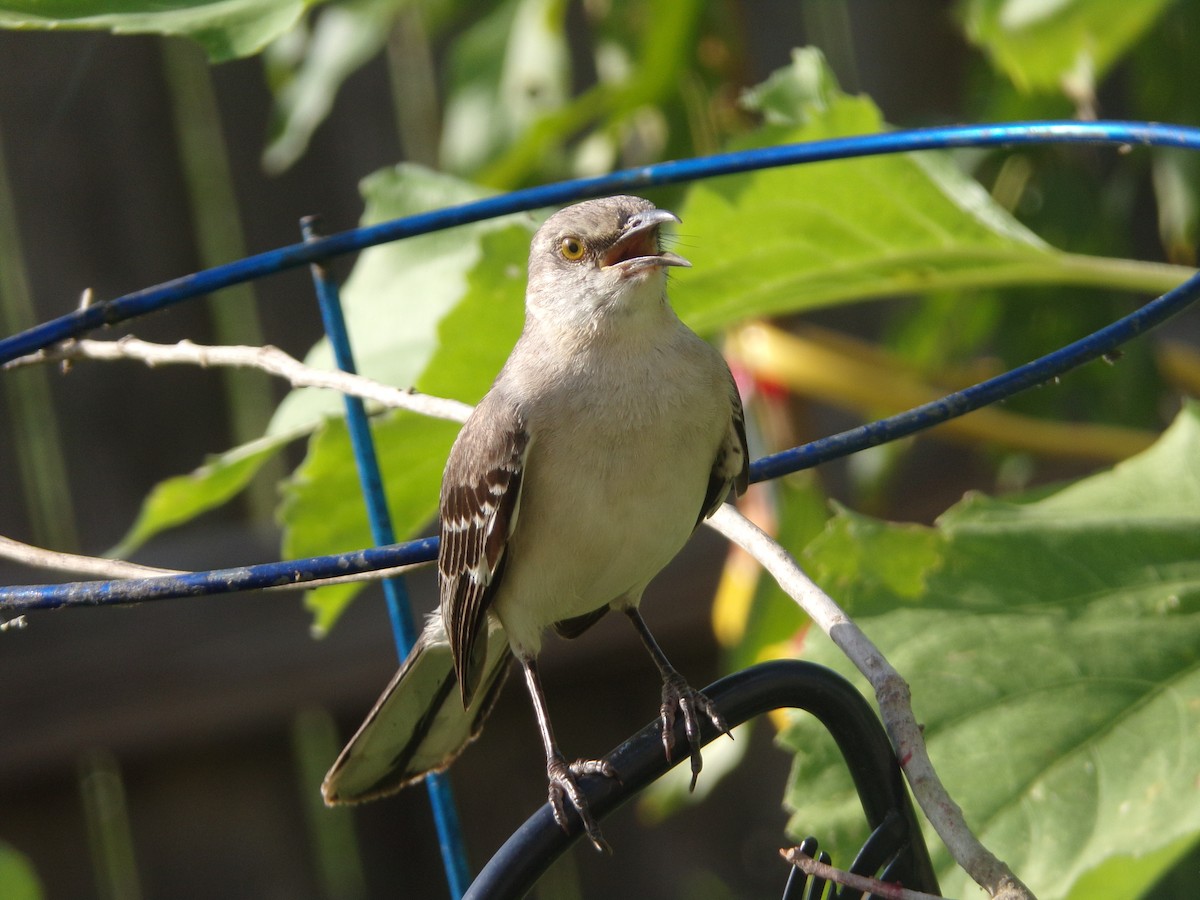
[280,410,460,633]
[959,0,1175,94]
[282,220,533,631]
[0,842,42,900]
[1063,833,1199,900]
[415,224,530,402]
[674,48,1188,337]
[778,401,1200,898]
[439,0,570,176]
[261,0,401,175]
[110,431,293,557]
[112,165,510,556]
[0,0,313,62]
[267,163,521,434]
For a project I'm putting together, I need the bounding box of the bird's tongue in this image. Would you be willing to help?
[603,229,659,266]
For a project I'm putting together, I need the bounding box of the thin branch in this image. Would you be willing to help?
[1,615,27,632]
[0,533,430,594]
[1,333,1022,897]
[0,534,182,579]
[705,504,1036,900]
[5,336,473,424]
[779,845,943,900]
[3,335,457,594]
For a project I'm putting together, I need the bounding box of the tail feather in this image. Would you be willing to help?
[322,612,512,805]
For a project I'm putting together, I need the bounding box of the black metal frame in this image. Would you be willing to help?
[465,660,940,899]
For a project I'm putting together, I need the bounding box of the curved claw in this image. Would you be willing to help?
[660,674,730,791]
[546,754,616,853]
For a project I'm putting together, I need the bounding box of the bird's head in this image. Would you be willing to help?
[525,195,690,329]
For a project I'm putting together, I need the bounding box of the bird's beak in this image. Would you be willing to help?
[602,208,691,273]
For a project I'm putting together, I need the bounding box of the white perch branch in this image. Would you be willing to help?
[706,503,1035,900]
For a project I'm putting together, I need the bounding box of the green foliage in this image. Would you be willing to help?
[112,164,528,560]
[414,225,530,402]
[469,0,708,188]
[960,0,1176,94]
[261,0,402,174]
[268,164,521,433]
[0,843,41,900]
[5,0,1200,892]
[1132,1,1200,267]
[280,410,459,631]
[863,4,1197,453]
[774,402,1200,899]
[110,432,293,558]
[261,52,1186,636]
[0,0,313,61]
[438,0,570,177]
[679,49,1187,333]
[113,45,1194,628]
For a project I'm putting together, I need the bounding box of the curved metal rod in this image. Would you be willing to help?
[464,660,939,899]
[4,262,1197,610]
[748,263,1200,482]
[3,121,1200,609]
[0,537,439,610]
[1,120,1198,367]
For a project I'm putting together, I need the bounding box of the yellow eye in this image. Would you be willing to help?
[560,236,585,261]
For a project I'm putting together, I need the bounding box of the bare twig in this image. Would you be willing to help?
[2,334,1023,897]
[0,534,183,579]
[5,336,473,424]
[2,335,459,594]
[779,845,944,900]
[706,504,1036,900]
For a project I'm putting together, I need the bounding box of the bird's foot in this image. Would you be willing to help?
[546,754,618,853]
[659,673,730,791]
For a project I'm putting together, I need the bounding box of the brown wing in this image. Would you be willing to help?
[698,378,750,526]
[439,399,529,707]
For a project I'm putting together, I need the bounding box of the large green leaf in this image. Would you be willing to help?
[776,401,1200,898]
[0,0,313,62]
[414,224,530,402]
[109,430,295,558]
[674,48,1187,337]
[268,164,523,435]
[110,52,1191,621]
[111,165,520,556]
[959,0,1176,94]
[279,220,533,630]
[280,410,460,633]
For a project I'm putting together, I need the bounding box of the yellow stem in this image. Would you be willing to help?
[727,322,1157,462]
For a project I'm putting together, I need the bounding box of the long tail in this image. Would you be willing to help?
[322,611,512,805]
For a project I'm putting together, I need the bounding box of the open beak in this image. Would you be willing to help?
[602,208,691,274]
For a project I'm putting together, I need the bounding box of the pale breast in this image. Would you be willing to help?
[492,329,732,655]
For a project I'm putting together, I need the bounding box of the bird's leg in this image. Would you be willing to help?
[519,656,616,852]
[624,608,730,791]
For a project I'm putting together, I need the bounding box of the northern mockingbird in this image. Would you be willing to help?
[323,195,749,851]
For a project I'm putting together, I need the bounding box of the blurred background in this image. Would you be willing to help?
[1,1,1198,897]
